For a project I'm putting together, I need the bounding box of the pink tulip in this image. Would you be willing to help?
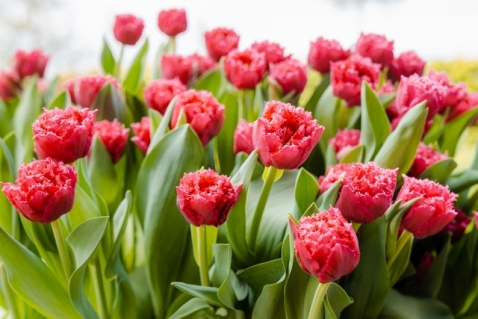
[93,120,130,164]
[113,14,144,45]
[131,117,151,155]
[308,37,350,74]
[233,119,254,155]
[204,27,239,62]
[224,49,267,90]
[144,79,186,115]
[157,8,187,37]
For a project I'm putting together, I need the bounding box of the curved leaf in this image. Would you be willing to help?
[123,39,149,92]
[100,38,115,75]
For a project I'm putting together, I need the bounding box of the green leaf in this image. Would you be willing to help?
[216,91,239,175]
[46,90,68,110]
[90,83,133,125]
[341,216,389,319]
[237,258,284,302]
[339,145,364,164]
[190,225,218,267]
[314,86,340,154]
[148,96,177,152]
[360,82,391,161]
[326,282,354,317]
[100,38,116,75]
[380,289,454,319]
[69,184,103,230]
[135,125,204,318]
[374,102,427,176]
[440,108,478,156]
[303,74,330,113]
[194,68,223,97]
[446,169,478,193]
[316,179,342,211]
[378,93,396,108]
[419,158,457,184]
[123,39,149,92]
[171,282,223,307]
[292,168,319,219]
[67,217,109,319]
[168,298,215,319]
[0,226,81,319]
[423,115,445,144]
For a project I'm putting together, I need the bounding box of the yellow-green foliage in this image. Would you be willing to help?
[427,60,478,92]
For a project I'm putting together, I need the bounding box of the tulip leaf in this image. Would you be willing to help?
[194,68,223,97]
[360,82,391,161]
[171,282,223,307]
[314,86,340,154]
[136,125,204,318]
[316,179,342,211]
[339,145,364,164]
[326,282,354,317]
[0,133,19,238]
[419,158,457,184]
[190,225,218,267]
[440,108,478,157]
[168,298,215,319]
[91,83,133,125]
[69,184,103,229]
[46,90,68,110]
[216,91,239,175]
[340,216,389,319]
[374,102,427,176]
[292,168,319,219]
[123,39,149,92]
[446,169,478,193]
[303,73,330,113]
[0,226,81,319]
[254,83,265,118]
[419,235,451,298]
[153,38,176,79]
[380,289,454,319]
[67,217,109,319]
[378,93,396,108]
[100,38,115,75]
[423,115,445,144]
[387,235,412,287]
[325,143,338,168]
[149,96,176,152]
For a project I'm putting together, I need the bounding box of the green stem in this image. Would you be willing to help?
[114,44,124,78]
[308,281,330,319]
[248,166,278,252]
[387,230,413,269]
[212,138,221,173]
[0,263,19,319]
[91,259,109,319]
[240,90,248,121]
[197,225,210,286]
[51,220,72,282]
[170,36,176,54]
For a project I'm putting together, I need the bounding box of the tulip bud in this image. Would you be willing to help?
[355,32,394,68]
[308,37,350,74]
[224,49,267,90]
[2,158,77,223]
[204,27,239,62]
[251,40,288,67]
[131,117,151,155]
[72,75,120,109]
[233,119,254,155]
[408,143,447,177]
[144,79,186,115]
[93,120,130,164]
[13,49,49,79]
[388,51,426,83]
[328,129,361,161]
[269,58,307,96]
[113,14,144,45]
[157,8,187,37]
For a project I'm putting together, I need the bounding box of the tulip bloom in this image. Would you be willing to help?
[161,53,192,85]
[289,207,360,283]
[397,176,457,238]
[355,33,394,68]
[157,8,187,37]
[144,79,186,115]
[233,119,254,155]
[70,75,120,109]
[204,27,240,62]
[308,37,350,74]
[388,51,426,83]
[251,40,288,67]
[442,209,471,243]
[131,117,151,155]
[187,53,217,78]
[328,129,361,161]
[93,120,130,164]
[224,49,267,90]
[176,169,242,227]
[318,164,354,193]
[269,58,307,95]
[408,143,448,177]
[32,106,97,164]
[447,92,478,122]
[335,162,398,224]
[13,49,49,79]
[253,101,324,169]
[429,71,467,110]
[113,14,144,45]
[330,56,381,107]
[2,158,77,223]
[171,90,225,145]
[0,70,21,101]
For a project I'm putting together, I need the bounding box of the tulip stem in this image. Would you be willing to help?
[387,230,413,269]
[91,259,109,319]
[197,225,210,286]
[170,36,176,54]
[248,166,278,253]
[308,281,330,319]
[51,220,72,282]
[212,138,221,173]
[239,90,248,121]
[114,44,124,78]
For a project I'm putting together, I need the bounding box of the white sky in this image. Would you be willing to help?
[3,0,478,76]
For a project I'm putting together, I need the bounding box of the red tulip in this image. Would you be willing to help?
[0,70,21,101]
[224,49,267,90]
[144,79,186,115]
[447,92,478,122]
[131,117,151,155]
[429,71,467,110]
[233,119,254,155]
[176,169,242,227]
[388,51,426,83]
[408,143,447,177]
[2,158,77,223]
[13,49,49,79]
[269,58,307,95]
[308,37,350,74]
[161,53,192,85]
[335,162,398,224]
[93,120,130,164]
[328,129,361,161]
[289,207,360,283]
[32,106,97,164]
[397,176,457,238]
[251,40,288,67]
[171,90,225,145]
[318,164,354,194]
[157,8,187,37]
[187,53,217,78]
[204,27,239,62]
[71,75,120,109]
[355,32,394,68]
[253,101,324,169]
[113,14,144,45]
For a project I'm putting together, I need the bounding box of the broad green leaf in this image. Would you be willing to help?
[0,226,81,319]
[135,125,203,318]
[171,282,223,307]
[67,217,109,319]
[387,235,412,287]
[168,298,215,319]
[124,90,148,122]
[190,225,218,267]
[446,169,478,193]
[440,108,478,156]
[378,93,396,108]
[46,90,68,110]
[380,289,454,319]
[303,74,330,113]
[123,39,149,92]
[374,102,427,176]
[69,184,103,230]
[0,100,15,138]
[423,115,445,144]
[339,145,364,164]
[340,216,389,319]
[100,38,116,75]
[360,82,391,161]
[316,180,342,211]
[148,96,177,152]
[90,83,133,125]
[326,283,354,317]
[129,267,153,319]
[253,83,265,119]
[0,264,23,319]
[0,134,19,238]
[292,168,319,219]
[194,68,223,97]
[216,91,240,175]
[419,158,457,184]
[314,86,340,154]
[153,38,176,79]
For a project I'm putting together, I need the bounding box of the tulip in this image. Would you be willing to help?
[144,79,186,115]
[176,168,242,227]
[269,58,307,95]
[335,162,398,224]
[71,75,120,109]
[328,129,361,161]
[131,117,151,155]
[0,70,21,101]
[330,55,381,107]
[408,142,448,177]
[204,27,239,62]
[224,49,267,90]
[447,92,478,122]
[308,37,350,74]
[253,101,324,169]
[233,119,254,155]
[2,158,77,223]
[355,32,394,68]
[187,53,217,79]
[429,71,467,110]
[157,8,187,37]
[388,51,426,83]
[113,14,144,45]
[289,206,360,283]
[32,106,97,164]
[251,40,288,67]
[93,120,130,164]
[318,163,354,194]
[161,53,192,85]
[13,49,49,79]
[397,176,457,238]
[170,90,225,146]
